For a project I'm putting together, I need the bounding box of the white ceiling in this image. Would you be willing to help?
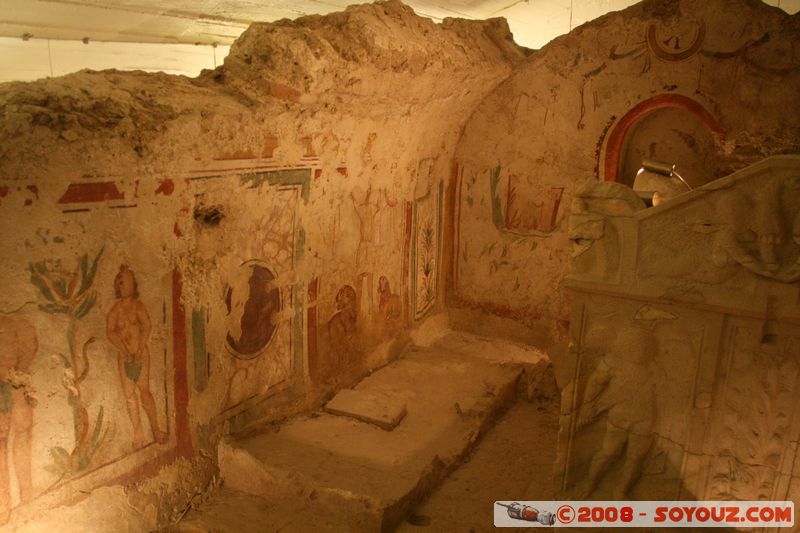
[3,0,795,51]
[0,0,797,83]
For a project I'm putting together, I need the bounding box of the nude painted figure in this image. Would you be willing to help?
[0,314,37,521]
[106,266,166,447]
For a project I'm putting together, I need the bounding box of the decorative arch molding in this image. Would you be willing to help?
[601,94,724,182]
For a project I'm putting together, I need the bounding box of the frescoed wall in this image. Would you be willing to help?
[413,179,444,321]
[308,183,411,389]
[6,0,798,528]
[0,183,185,523]
[180,168,308,421]
[453,0,800,376]
[0,2,527,527]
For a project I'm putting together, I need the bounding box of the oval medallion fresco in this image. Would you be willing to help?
[224,260,281,359]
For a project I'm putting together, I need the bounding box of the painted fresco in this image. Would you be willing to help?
[224,261,280,358]
[413,180,444,320]
[454,163,574,324]
[308,184,409,388]
[0,163,314,520]
[453,0,800,331]
[503,175,565,233]
[184,168,307,420]
[490,166,565,236]
[0,203,176,522]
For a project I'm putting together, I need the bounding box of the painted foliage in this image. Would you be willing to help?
[413,180,444,320]
[490,166,565,235]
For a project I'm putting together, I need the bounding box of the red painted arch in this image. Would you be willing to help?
[602,94,724,182]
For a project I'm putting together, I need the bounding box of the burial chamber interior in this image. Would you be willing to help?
[1,0,800,531]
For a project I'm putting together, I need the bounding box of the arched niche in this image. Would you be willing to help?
[603,94,725,187]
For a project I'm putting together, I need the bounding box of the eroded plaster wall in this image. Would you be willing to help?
[0,2,525,528]
[451,0,800,381]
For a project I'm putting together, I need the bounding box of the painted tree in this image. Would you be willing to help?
[28,248,112,480]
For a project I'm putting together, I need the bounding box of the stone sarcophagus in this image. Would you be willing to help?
[556,155,800,502]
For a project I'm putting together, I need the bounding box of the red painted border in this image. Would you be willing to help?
[602,94,724,182]
[443,162,460,297]
[402,201,413,325]
[306,278,318,382]
[453,166,463,291]
[171,269,192,456]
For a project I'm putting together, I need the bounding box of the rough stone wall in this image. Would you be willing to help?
[452,0,800,381]
[0,2,525,529]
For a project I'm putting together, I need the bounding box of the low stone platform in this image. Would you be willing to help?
[178,332,552,532]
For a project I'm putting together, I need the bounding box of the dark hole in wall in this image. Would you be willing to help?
[761,334,778,345]
[194,204,224,226]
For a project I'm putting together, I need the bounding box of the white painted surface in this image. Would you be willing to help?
[0,0,795,83]
[763,0,800,11]
[0,38,52,83]
[0,37,229,83]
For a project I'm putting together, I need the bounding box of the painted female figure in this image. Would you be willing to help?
[106,265,166,447]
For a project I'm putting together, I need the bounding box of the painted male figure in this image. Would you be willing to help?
[106,265,166,447]
[0,314,37,521]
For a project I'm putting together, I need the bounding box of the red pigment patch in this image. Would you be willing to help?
[155,179,175,196]
[59,182,124,203]
[171,270,192,456]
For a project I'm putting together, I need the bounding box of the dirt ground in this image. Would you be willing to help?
[396,395,560,533]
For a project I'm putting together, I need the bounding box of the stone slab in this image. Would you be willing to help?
[219,344,528,532]
[324,388,407,431]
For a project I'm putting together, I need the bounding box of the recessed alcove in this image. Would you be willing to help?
[617,106,722,189]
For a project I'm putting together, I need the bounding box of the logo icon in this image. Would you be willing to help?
[557,504,576,524]
[496,502,556,525]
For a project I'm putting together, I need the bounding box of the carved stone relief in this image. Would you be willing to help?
[707,326,800,502]
[574,326,658,499]
[568,181,645,281]
[557,298,708,501]
[561,158,800,506]
[638,169,800,288]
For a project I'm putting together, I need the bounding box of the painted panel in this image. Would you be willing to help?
[183,169,308,420]
[413,180,444,320]
[0,203,180,521]
[308,185,408,388]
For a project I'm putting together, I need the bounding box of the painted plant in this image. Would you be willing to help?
[28,248,113,481]
[419,216,436,306]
